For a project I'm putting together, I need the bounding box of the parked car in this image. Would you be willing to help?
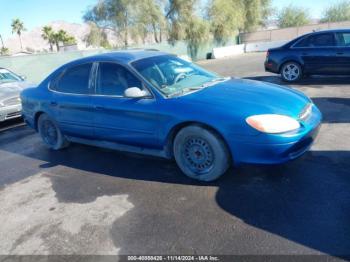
[265,29,350,82]
[0,68,31,122]
[21,51,322,181]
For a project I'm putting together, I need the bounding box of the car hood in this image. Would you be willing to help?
[182,78,310,118]
[0,81,32,101]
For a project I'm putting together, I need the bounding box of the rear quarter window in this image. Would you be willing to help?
[51,63,92,94]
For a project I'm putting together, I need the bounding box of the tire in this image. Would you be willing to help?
[38,113,69,150]
[173,125,230,181]
[280,62,302,83]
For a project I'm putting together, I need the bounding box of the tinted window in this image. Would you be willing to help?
[55,63,92,94]
[294,36,310,47]
[96,63,142,96]
[294,33,335,47]
[335,32,350,46]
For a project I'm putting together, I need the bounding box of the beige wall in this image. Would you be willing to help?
[240,21,350,43]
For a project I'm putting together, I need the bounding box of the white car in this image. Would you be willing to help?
[0,68,31,122]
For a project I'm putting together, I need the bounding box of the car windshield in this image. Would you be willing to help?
[0,69,22,83]
[131,55,228,97]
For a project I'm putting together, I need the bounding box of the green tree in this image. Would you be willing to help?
[277,5,311,28]
[11,18,26,50]
[208,0,244,44]
[84,0,138,47]
[0,34,9,55]
[166,0,198,45]
[0,47,9,56]
[244,0,272,32]
[41,26,55,52]
[85,22,111,48]
[165,0,210,59]
[134,0,165,43]
[52,30,76,51]
[321,1,350,22]
[185,17,209,59]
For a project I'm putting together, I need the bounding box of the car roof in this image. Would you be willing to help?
[310,28,350,34]
[65,49,169,67]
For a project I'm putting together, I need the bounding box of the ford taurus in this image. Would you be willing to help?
[21,51,322,181]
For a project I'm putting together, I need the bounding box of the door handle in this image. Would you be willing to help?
[302,52,309,56]
[50,101,58,107]
[336,52,344,55]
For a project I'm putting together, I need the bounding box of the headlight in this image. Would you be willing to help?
[246,114,300,134]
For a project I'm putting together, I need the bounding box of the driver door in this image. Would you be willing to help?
[92,62,159,148]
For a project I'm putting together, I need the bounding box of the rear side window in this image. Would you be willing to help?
[335,32,350,46]
[294,33,335,47]
[294,36,310,48]
[96,62,142,96]
[53,63,92,94]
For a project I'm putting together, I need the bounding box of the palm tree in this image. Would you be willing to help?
[11,19,26,50]
[0,34,4,49]
[41,26,54,52]
[52,30,76,52]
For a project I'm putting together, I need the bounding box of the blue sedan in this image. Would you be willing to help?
[21,50,322,181]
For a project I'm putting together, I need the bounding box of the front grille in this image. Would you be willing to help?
[2,96,21,106]
[299,103,312,121]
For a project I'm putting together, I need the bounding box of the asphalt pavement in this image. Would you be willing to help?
[0,52,349,259]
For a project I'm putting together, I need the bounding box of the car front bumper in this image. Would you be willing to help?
[0,104,22,122]
[228,104,322,165]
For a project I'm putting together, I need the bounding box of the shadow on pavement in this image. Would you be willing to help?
[0,125,349,256]
[308,97,350,123]
[216,150,350,257]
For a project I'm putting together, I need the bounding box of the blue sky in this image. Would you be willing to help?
[271,0,333,18]
[0,0,335,39]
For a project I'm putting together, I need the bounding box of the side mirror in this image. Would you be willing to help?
[124,87,151,98]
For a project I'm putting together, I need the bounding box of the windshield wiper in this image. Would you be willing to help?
[201,77,230,87]
[166,77,230,98]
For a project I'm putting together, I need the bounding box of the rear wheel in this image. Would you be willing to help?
[38,114,69,150]
[173,125,230,181]
[280,62,302,82]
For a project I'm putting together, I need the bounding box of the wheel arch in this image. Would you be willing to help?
[33,111,46,131]
[165,121,232,162]
[278,59,304,73]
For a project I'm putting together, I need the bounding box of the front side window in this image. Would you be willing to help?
[54,63,92,94]
[131,55,225,97]
[335,32,350,46]
[96,63,142,96]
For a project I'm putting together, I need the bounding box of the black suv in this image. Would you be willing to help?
[265,29,350,82]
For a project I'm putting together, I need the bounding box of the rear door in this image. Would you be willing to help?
[50,63,94,138]
[293,32,338,74]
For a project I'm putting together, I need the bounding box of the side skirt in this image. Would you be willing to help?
[66,136,171,159]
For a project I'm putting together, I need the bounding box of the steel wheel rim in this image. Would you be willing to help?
[283,64,300,81]
[41,120,58,146]
[182,136,214,175]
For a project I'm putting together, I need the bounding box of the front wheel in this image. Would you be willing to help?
[280,62,302,83]
[38,113,69,150]
[173,125,230,181]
